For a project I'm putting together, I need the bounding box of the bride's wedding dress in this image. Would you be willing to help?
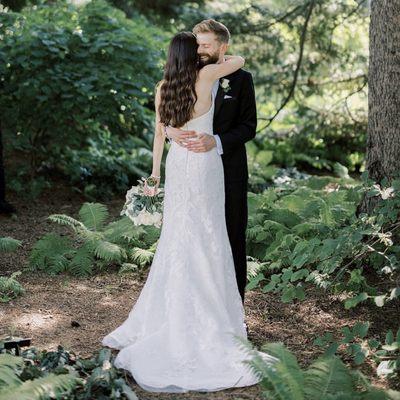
[101,80,277,393]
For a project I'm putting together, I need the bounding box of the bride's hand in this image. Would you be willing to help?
[143,175,160,196]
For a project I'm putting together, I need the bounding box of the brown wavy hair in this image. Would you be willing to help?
[159,32,200,128]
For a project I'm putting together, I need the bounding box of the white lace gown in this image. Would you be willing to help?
[101,81,278,393]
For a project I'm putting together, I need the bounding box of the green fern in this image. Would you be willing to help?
[47,214,86,231]
[232,339,398,400]
[69,244,95,277]
[0,353,24,389]
[28,233,73,274]
[30,199,162,276]
[303,356,354,399]
[0,271,25,302]
[0,373,79,400]
[94,240,127,263]
[78,202,109,231]
[103,217,141,244]
[0,354,80,400]
[131,247,155,267]
[247,258,266,278]
[0,237,22,253]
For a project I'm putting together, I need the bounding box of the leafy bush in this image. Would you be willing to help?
[315,323,400,381]
[0,344,137,399]
[55,130,154,200]
[0,237,24,302]
[245,175,400,306]
[28,202,159,276]
[0,271,25,303]
[0,0,165,196]
[237,339,400,400]
[0,236,22,253]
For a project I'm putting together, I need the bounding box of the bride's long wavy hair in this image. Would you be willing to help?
[159,32,200,128]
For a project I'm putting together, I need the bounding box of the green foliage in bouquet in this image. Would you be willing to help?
[235,339,400,400]
[0,344,138,399]
[28,202,159,276]
[246,174,400,307]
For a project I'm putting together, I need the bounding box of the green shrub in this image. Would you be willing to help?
[0,345,137,399]
[0,271,25,303]
[314,323,400,381]
[237,339,400,400]
[0,0,165,196]
[0,236,22,253]
[246,175,400,306]
[28,202,159,276]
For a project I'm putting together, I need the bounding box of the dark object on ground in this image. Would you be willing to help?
[0,200,16,215]
[3,337,32,356]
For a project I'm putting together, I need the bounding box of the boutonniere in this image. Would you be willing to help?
[220,78,231,93]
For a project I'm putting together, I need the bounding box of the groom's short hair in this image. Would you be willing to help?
[192,19,230,44]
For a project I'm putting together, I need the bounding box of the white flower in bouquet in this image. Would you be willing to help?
[121,176,164,228]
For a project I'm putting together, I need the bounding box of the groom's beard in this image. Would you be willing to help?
[198,52,220,68]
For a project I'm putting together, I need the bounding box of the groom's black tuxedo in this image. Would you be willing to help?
[212,68,257,304]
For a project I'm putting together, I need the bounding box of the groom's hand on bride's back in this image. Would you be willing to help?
[165,126,216,152]
[165,126,197,146]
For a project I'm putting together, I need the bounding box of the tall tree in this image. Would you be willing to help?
[0,121,16,215]
[360,0,400,213]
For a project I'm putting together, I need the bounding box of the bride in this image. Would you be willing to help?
[101,31,277,393]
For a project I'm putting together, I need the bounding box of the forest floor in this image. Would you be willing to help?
[1,180,399,399]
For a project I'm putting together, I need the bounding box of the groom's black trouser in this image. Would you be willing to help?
[224,179,248,305]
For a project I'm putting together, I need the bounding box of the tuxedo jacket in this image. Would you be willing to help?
[213,68,257,183]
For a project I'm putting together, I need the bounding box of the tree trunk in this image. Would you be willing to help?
[359,1,400,214]
[0,120,16,214]
[0,120,6,203]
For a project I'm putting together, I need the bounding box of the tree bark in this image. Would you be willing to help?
[0,120,6,203]
[359,1,400,214]
[0,120,16,214]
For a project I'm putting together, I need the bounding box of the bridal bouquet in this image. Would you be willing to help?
[120,176,164,228]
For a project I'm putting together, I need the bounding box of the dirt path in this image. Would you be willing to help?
[0,182,399,398]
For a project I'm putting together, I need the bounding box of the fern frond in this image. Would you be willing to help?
[141,225,161,247]
[247,259,266,278]
[246,225,265,241]
[103,217,140,244]
[0,237,22,253]
[28,233,73,272]
[47,214,85,232]
[118,263,139,274]
[233,338,295,400]
[94,241,126,263]
[78,202,109,231]
[0,372,80,400]
[0,354,24,389]
[0,271,25,302]
[130,247,154,267]
[69,245,95,277]
[304,356,354,400]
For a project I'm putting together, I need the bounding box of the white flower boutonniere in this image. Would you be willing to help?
[220,78,231,93]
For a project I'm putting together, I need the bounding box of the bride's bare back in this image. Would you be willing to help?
[181,55,245,125]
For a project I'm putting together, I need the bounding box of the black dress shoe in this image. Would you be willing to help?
[0,200,16,215]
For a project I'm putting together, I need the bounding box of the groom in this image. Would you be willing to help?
[165,19,257,306]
